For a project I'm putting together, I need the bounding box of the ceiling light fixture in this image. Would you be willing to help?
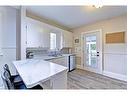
[92,5,103,8]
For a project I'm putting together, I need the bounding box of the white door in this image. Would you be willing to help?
[82,30,102,74]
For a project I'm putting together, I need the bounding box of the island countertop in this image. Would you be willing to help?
[13,59,68,88]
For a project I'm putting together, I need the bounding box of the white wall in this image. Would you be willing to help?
[0,7,16,48]
[0,6,18,75]
[72,14,127,81]
[0,12,2,55]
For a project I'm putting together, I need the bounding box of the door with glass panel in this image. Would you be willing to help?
[83,30,102,74]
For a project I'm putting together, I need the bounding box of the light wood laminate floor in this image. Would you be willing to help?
[67,69,127,89]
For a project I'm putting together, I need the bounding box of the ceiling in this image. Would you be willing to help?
[26,6,127,29]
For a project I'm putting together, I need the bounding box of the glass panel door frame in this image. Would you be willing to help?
[85,33,97,68]
[81,29,103,74]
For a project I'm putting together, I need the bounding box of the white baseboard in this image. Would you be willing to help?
[103,71,127,82]
[76,65,83,69]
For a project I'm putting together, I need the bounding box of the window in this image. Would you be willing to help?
[50,33,57,50]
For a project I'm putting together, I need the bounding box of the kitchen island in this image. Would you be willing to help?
[13,59,68,89]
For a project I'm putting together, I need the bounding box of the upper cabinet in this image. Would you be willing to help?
[26,17,50,48]
[26,17,73,49]
[62,30,73,48]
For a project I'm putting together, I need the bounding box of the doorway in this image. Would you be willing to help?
[81,29,102,74]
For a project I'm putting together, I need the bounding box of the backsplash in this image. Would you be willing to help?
[61,48,72,54]
[26,47,72,58]
[26,48,49,56]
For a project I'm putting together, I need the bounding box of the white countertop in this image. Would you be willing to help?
[13,59,67,88]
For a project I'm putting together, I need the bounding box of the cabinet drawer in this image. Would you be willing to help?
[47,57,68,67]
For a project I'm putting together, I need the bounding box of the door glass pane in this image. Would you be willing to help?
[85,34,97,68]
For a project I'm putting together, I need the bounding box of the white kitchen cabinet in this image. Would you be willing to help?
[41,70,67,89]
[51,70,67,89]
[26,17,50,48]
[40,70,67,89]
[26,17,73,49]
[48,56,69,68]
[62,30,73,48]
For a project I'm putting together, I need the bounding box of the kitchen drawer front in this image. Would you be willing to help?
[48,57,68,67]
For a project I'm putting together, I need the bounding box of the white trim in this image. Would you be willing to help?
[103,71,127,82]
[76,64,83,69]
[84,67,102,74]
[81,29,102,35]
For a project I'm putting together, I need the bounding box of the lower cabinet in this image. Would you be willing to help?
[40,70,67,89]
[39,56,69,89]
[48,56,69,68]
[50,70,67,89]
[40,80,51,89]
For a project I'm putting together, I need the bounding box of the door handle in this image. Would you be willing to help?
[97,54,99,56]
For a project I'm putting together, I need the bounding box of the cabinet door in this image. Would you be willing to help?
[51,71,67,89]
[48,57,68,67]
[62,30,73,48]
[41,27,50,48]
[27,19,42,47]
[26,17,50,48]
